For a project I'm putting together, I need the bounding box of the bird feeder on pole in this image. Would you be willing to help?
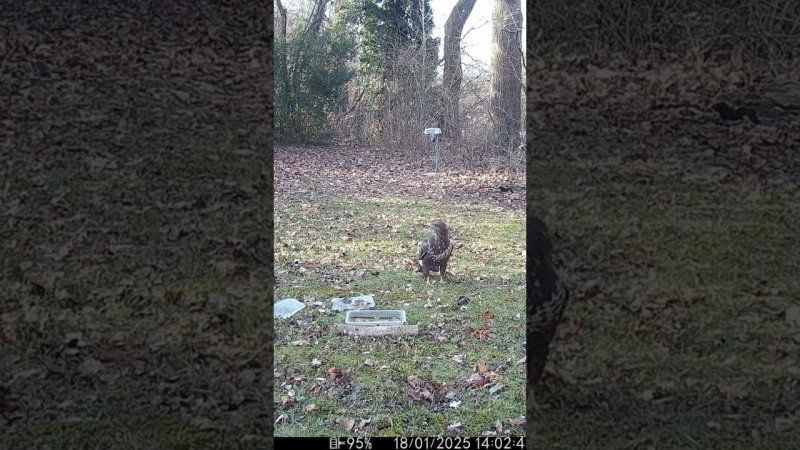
[423,127,442,175]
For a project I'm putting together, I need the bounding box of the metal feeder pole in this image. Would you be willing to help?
[423,127,442,173]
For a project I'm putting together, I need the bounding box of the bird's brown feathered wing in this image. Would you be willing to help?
[418,220,453,278]
[527,214,569,387]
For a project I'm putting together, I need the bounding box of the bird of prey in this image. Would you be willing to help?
[527,214,569,388]
[417,219,453,283]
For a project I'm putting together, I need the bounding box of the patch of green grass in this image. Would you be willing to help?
[5,412,215,450]
[275,195,526,436]
[1,131,269,448]
[524,157,800,447]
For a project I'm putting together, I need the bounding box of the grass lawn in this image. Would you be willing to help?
[273,148,527,436]
[527,156,800,448]
[1,2,271,448]
[273,145,799,445]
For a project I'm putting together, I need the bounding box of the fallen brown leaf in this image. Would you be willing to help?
[473,329,491,340]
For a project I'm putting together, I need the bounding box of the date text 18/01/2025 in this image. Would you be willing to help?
[322,436,525,450]
[393,437,525,450]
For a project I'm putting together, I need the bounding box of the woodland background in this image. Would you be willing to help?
[0,0,799,448]
[527,0,800,447]
[273,0,530,438]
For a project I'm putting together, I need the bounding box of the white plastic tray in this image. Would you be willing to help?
[345,310,406,327]
[274,298,305,319]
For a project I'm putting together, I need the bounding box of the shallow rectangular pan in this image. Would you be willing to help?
[345,310,406,327]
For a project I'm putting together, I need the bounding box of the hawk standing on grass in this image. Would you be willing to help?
[417,219,453,283]
[527,214,569,387]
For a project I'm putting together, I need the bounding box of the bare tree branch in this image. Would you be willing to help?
[490,0,523,150]
[276,0,287,40]
[441,0,477,140]
[305,0,329,35]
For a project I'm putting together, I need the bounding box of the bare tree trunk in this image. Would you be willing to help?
[441,0,477,141]
[275,0,289,132]
[306,0,329,35]
[275,0,287,40]
[490,0,523,151]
